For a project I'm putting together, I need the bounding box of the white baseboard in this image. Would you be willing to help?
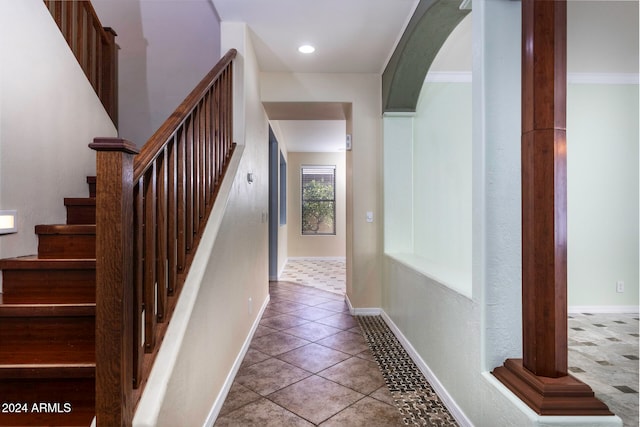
[345,294,381,316]
[568,306,639,314]
[285,256,346,261]
[204,295,271,426]
[379,311,473,427]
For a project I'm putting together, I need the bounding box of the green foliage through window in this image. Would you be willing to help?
[301,166,336,235]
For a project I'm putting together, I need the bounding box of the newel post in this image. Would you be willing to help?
[89,138,140,427]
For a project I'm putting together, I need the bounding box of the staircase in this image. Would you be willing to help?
[0,177,98,426]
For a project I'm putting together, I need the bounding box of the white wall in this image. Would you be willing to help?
[92,0,222,147]
[382,1,630,426]
[567,82,639,309]
[134,22,269,427]
[286,152,346,258]
[0,0,117,261]
[261,73,382,308]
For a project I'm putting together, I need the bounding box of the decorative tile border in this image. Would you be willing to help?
[357,315,459,426]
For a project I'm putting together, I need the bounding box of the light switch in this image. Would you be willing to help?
[366,211,374,223]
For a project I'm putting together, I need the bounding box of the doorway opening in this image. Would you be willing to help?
[266,102,351,296]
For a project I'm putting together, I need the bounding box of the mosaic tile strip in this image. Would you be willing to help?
[357,315,458,426]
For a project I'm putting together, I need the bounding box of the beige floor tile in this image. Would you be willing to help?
[239,348,271,370]
[319,396,405,426]
[314,300,350,313]
[250,331,311,356]
[215,398,314,427]
[316,313,359,330]
[268,375,364,425]
[235,358,311,396]
[259,314,310,331]
[370,385,396,406]
[319,356,386,395]
[218,382,261,417]
[316,330,370,355]
[283,322,343,342]
[288,306,337,321]
[277,343,351,373]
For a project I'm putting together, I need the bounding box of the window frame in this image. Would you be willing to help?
[300,165,336,236]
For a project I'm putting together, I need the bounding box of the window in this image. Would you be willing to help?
[301,166,336,235]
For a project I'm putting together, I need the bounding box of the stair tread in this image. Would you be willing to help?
[63,198,96,205]
[0,303,95,317]
[0,256,95,269]
[0,363,95,379]
[35,224,95,235]
[0,344,95,365]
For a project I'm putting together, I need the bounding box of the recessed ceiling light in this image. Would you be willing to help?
[298,45,315,54]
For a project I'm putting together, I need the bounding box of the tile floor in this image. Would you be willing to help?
[215,281,406,426]
[568,313,639,427]
[218,259,639,426]
[279,258,346,295]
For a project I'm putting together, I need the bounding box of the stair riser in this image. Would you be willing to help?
[38,235,96,259]
[0,317,94,363]
[2,270,95,304]
[0,378,94,426]
[66,206,96,225]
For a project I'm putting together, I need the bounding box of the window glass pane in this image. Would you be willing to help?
[301,166,336,235]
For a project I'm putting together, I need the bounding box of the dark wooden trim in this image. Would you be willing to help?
[91,139,138,427]
[493,359,613,416]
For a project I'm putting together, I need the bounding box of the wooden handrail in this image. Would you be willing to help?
[90,49,237,426]
[44,0,119,126]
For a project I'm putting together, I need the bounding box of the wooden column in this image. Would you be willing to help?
[492,0,612,416]
[89,138,140,427]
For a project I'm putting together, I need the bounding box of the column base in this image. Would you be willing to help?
[492,359,613,416]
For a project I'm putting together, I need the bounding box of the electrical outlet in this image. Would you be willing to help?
[616,281,625,293]
[248,297,253,315]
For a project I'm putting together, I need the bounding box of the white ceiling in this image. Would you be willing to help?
[275,120,347,152]
[211,1,639,152]
[211,0,419,73]
[212,0,419,152]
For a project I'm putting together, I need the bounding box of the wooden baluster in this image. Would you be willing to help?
[198,100,206,220]
[89,138,139,427]
[176,127,187,272]
[101,27,118,127]
[225,66,232,158]
[193,106,201,234]
[65,2,74,52]
[204,89,212,203]
[229,63,234,155]
[217,78,224,180]
[75,4,84,73]
[156,148,168,323]
[167,136,178,295]
[185,116,194,253]
[132,179,144,388]
[53,1,63,31]
[143,165,157,352]
[213,81,221,185]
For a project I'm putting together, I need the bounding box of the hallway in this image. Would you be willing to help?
[214,281,457,426]
[214,274,638,425]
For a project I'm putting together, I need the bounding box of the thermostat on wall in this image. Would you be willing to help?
[345,134,352,151]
